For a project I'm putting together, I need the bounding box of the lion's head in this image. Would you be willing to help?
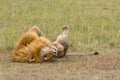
[39,46,58,62]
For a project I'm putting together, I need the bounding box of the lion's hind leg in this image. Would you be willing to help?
[15,26,42,49]
[28,26,43,37]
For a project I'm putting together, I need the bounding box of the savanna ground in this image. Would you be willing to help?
[0,0,120,80]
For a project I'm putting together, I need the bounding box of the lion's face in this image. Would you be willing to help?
[39,47,56,62]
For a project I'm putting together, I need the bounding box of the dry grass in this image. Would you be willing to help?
[0,52,120,80]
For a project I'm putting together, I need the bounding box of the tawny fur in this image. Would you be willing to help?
[52,25,69,58]
[11,26,56,63]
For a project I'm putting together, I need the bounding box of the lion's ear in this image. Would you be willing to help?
[28,55,35,62]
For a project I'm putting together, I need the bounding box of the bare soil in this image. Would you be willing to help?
[0,52,120,80]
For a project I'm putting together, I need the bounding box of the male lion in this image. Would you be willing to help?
[11,26,58,63]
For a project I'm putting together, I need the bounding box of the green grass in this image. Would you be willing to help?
[0,0,120,54]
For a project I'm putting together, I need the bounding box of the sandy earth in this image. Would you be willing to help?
[0,52,120,80]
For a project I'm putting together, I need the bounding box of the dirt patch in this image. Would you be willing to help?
[0,52,120,80]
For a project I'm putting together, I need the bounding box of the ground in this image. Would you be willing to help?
[0,52,120,80]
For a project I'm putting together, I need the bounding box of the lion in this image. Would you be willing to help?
[11,26,58,63]
[52,25,69,58]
